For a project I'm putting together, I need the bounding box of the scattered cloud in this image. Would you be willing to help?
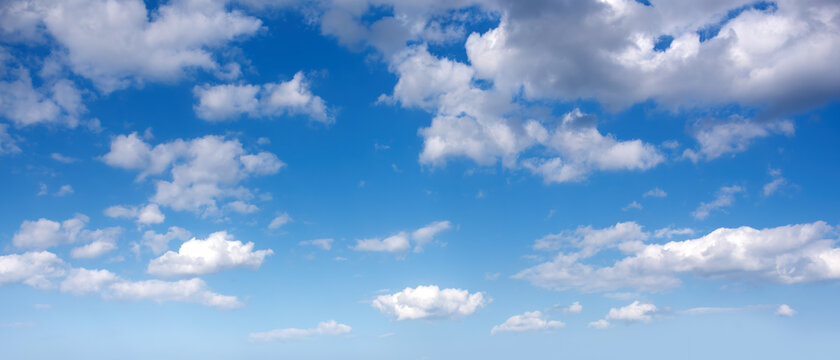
[299,238,333,251]
[50,153,77,163]
[491,311,565,334]
[249,320,351,342]
[105,203,165,225]
[353,220,452,254]
[140,227,191,255]
[0,251,67,289]
[54,185,74,197]
[268,213,292,229]
[776,304,796,317]
[193,72,333,124]
[12,214,121,254]
[683,118,794,162]
[622,201,642,211]
[763,169,788,196]
[643,188,667,198]
[692,185,744,220]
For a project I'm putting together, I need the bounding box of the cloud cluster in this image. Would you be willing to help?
[372,285,486,320]
[517,221,840,292]
[147,231,273,277]
[102,133,284,216]
[194,72,333,123]
[60,268,241,309]
[249,320,351,342]
[105,203,165,225]
[12,214,122,259]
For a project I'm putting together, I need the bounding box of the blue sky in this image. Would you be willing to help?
[1,0,839,359]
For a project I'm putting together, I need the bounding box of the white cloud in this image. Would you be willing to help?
[299,238,333,251]
[372,285,486,320]
[605,301,658,323]
[643,188,667,198]
[353,220,453,254]
[69,227,122,259]
[353,232,411,253]
[763,169,788,196]
[684,118,794,162]
[54,184,74,196]
[0,69,85,127]
[102,133,285,216]
[147,231,273,277]
[0,124,21,155]
[194,72,333,123]
[622,201,642,211]
[776,304,796,317]
[225,200,259,214]
[533,221,649,257]
[2,0,262,93]
[50,153,77,163]
[588,319,611,329]
[268,213,292,229]
[0,251,67,289]
[516,221,840,293]
[411,220,452,252]
[491,311,565,334]
[692,185,744,220]
[141,227,191,255]
[653,226,695,239]
[12,214,121,253]
[249,320,352,342]
[58,267,240,309]
[562,301,583,315]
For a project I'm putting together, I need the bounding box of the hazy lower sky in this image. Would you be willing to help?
[1,0,839,359]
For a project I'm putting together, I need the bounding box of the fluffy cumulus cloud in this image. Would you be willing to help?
[102,133,284,216]
[776,304,796,317]
[516,221,840,293]
[589,301,659,329]
[147,231,273,277]
[59,268,241,309]
[12,214,121,258]
[249,320,352,342]
[0,66,87,128]
[0,0,262,93]
[491,311,565,334]
[0,251,67,289]
[372,285,486,320]
[194,72,333,123]
[352,220,453,254]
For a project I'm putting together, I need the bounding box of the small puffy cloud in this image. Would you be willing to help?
[684,118,794,162]
[605,301,658,323]
[622,201,642,211]
[59,268,119,295]
[147,231,273,277]
[0,69,85,127]
[588,319,611,329]
[353,232,410,253]
[776,304,796,317]
[105,203,165,225]
[268,213,292,229]
[516,221,840,293]
[411,220,452,252]
[372,285,486,320]
[692,185,744,220]
[141,227,191,255]
[0,251,67,289]
[299,238,333,251]
[643,188,667,198]
[763,169,788,197]
[491,311,565,334]
[102,133,284,216]
[249,320,351,342]
[225,200,259,214]
[562,301,583,314]
[54,184,74,197]
[194,72,333,123]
